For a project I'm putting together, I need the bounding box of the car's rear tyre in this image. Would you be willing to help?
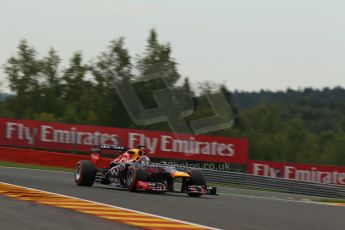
[126,166,147,192]
[75,160,96,187]
[186,169,206,197]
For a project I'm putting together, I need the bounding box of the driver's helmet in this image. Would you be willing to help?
[140,156,150,165]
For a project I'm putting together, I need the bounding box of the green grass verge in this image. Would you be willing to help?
[318,198,345,203]
[0,161,73,172]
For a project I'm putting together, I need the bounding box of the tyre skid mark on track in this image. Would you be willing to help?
[0,182,217,230]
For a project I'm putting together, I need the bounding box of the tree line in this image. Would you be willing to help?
[0,30,344,166]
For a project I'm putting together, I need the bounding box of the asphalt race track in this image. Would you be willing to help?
[0,166,344,230]
[0,195,137,230]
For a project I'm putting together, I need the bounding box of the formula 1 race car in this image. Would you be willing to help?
[74,145,217,197]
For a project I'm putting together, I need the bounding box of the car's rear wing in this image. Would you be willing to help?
[91,145,128,153]
[90,145,127,165]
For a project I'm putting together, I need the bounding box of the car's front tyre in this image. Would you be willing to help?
[126,166,147,192]
[186,169,206,197]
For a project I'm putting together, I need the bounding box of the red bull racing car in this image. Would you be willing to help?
[74,145,217,197]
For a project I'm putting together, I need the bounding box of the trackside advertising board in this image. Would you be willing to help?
[248,160,345,186]
[0,118,248,163]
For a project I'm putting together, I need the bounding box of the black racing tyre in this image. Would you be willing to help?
[189,169,206,185]
[167,177,174,192]
[126,166,147,192]
[188,192,203,197]
[187,169,206,197]
[74,160,96,187]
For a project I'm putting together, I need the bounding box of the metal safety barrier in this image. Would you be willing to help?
[173,166,345,199]
[200,169,345,199]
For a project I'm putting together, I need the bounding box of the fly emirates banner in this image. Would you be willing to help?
[248,160,345,186]
[0,118,248,163]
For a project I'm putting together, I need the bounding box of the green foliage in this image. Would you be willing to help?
[3,40,42,118]
[137,29,180,86]
[61,52,97,124]
[91,38,132,127]
[40,48,64,117]
[232,99,345,166]
[1,31,345,166]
